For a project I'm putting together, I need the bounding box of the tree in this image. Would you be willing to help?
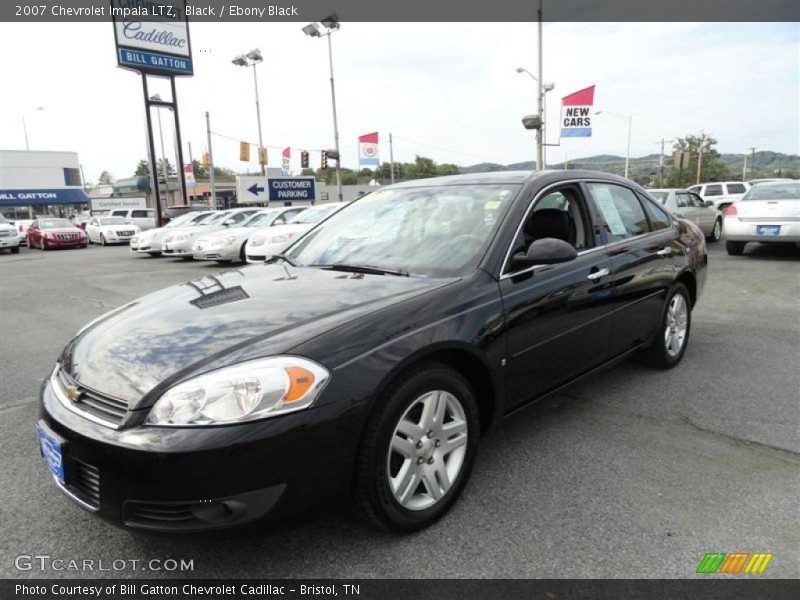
[666,134,730,187]
[405,155,438,179]
[436,163,459,176]
[191,159,207,179]
[157,158,177,178]
[97,170,115,185]
[134,160,150,177]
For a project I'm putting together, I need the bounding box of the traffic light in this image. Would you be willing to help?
[301,151,309,169]
[321,150,328,169]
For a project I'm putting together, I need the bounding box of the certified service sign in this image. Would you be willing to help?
[111,0,193,76]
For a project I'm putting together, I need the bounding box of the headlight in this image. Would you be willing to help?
[146,357,330,426]
[250,236,265,247]
[131,236,139,243]
[175,232,194,241]
[213,236,236,247]
[267,233,296,245]
[163,234,175,243]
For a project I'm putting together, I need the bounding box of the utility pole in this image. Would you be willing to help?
[742,154,747,181]
[389,133,395,184]
[188,141,197,200]
[536,0,544,171]
[655,138,674,187]
[696,131,705,184]
[749,147,756,179]
[205,111,217,208]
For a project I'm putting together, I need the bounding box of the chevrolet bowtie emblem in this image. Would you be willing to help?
[66,385,80,403]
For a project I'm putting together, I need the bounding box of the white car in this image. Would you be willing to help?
[109,208,157,231]
[0,215,22,254]
[161,207,260,259]
[12,219,34,245]
[192,206,307,264]
[245,202,348,263]
[723,181,800,255]
[687,181,750,212]
[130,210,214,257]
[85,216,141,245]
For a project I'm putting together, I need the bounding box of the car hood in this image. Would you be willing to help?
[43,228,84,234]
[195,226,257,242]
[0,224,17,233]
[249,223,311,244]
[100,225,139,232]
[61,264,457,408]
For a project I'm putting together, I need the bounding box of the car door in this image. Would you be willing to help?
[28,220,40,246]
[87,219,99,242]
[583,182,678,357]
[688,191,716,233]
[499,184,615,408]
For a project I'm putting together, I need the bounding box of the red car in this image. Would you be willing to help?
[26,217,87,250]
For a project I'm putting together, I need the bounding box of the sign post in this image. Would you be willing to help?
[111,0,193,226]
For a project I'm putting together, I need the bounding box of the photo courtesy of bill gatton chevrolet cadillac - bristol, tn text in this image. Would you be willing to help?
[36,170,706,533]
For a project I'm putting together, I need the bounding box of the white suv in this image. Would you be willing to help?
[687,181,750,212]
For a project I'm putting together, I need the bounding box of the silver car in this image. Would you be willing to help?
[192,206,307,263]
[161,208,260,259]
[723,182,800,255]
[648,188,722,242]
[130,211,214,256]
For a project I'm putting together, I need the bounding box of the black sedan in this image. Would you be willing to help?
[37,170,707,532]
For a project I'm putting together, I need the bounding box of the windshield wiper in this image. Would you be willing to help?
[312,263,409,277]
[266,253,299,267]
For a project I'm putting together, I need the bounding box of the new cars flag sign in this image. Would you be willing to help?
[282,147,291,176]
[359,132,379,167]
[561,85,595,138]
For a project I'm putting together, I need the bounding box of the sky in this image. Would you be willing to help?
[0,21,797,183]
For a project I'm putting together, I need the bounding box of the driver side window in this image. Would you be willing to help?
[507,186,593,272]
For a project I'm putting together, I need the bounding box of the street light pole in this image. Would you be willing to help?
[517,67,554,170]
[536,0,544,171]
[304,16,343,202]
[596,109,633,179]
[233,49,266,176]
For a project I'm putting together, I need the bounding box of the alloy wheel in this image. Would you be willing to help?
[387,390,468,511]
[664,293,688,357]
[712,220,721,241]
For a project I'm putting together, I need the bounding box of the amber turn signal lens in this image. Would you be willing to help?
[284,366,315,403]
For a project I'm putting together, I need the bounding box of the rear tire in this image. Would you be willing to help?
[353,363,479,532]
[726,240,746,256]
[638,282,691,369]
[11,246,20,254]
[706,218,722,243]
[100,234,107,246]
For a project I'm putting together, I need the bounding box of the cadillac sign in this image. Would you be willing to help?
[111,0,193,76]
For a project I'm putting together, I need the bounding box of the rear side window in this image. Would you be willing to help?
[675,193,690,208]
[110,210,128,217]
[585,183,650,242]
[640,196,672,231]
[131,210,152,218]
[704,184,723,197]
[726,183,746,194]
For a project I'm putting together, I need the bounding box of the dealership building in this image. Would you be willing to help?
[0,150,90,220]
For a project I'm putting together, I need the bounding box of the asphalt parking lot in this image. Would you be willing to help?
[1,241,798,579]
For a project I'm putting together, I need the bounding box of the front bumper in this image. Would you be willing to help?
[38,376,360,531]
[0,235,21,248]
[161,239,194,256]
[130,238,159,253]
[723,218,800,242]
[192,243,239,261]
[47,237,86,248]
[245,242,286,264]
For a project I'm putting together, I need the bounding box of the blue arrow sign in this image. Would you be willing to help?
[247,183,265,196]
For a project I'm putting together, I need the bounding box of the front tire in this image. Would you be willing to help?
[100,234,107,246]
[726,240,746,255]
[638,283,691,369]
[11,246,20,254]
[354,364,479,532]
[707,218,722,243]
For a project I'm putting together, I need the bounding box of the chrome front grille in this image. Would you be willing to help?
[54,366,128,427]
[0,230,11,237]
[117,230,136,236]
[57,233,80,240]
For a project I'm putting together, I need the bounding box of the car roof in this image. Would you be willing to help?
[648,188,684,193]
[384,169,635,189]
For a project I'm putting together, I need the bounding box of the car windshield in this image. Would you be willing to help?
[289,205,340,224]
[199,212,229,225]
[99,217,128,226]
[649,192,669,203]
[0,216,8,225]
[166,212,203,228]
[742,183,799,200]
[286,185,520,277]
[40,219,74,229]
[243,211,279,228]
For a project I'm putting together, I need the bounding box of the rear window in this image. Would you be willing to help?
[131,210,153,218]
[742,183,800,201]
[704,184,723,196]
[725,183,746,194]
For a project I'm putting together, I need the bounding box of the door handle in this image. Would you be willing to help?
[656,247,673,257]
[587,268,609,281]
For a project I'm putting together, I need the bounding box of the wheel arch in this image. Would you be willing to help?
[366,342,501,436]
[675,268,697,308]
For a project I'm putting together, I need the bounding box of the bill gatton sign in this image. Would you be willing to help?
[112,0,193,76]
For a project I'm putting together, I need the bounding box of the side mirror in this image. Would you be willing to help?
[223,218,236,226]
[704,200,714,207]
[513,238,577,268]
